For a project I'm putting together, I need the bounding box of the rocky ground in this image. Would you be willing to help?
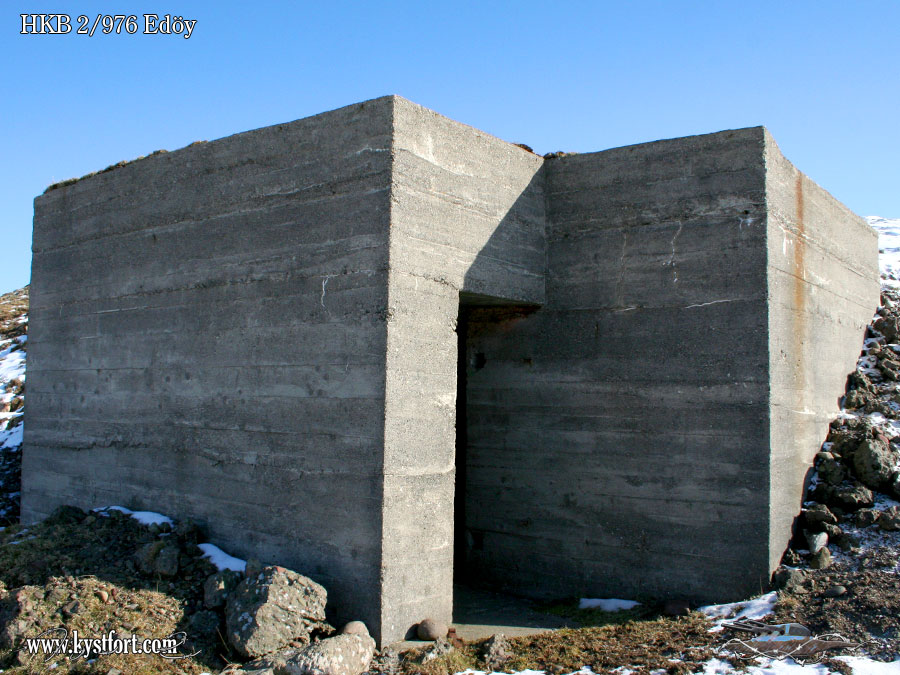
[2,267,900,674]
[763,285,900,664]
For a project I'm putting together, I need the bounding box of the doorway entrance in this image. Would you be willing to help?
[453,293,540,586]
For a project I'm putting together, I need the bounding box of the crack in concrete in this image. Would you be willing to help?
[665,222,684,283]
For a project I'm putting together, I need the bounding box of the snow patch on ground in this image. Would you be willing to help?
[94,505,174,526]
[578,598,640,611]
[699,592,777,632]
[703,655,900,674]
[0,333,25,453]
[0,424,22,451]
[458,657,900,675]
[459,670,595,675]
[198,542,247,572]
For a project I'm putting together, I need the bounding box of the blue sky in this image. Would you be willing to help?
[3,1,898,293]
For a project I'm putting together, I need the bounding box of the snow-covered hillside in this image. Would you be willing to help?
[868,216,900,285]
[0,286,26,523]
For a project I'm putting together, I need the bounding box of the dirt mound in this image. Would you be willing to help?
[0,506,233,673]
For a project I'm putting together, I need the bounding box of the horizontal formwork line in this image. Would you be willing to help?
[464,428,765,443]
[525,299,764,313]
[34,178,391,253]
[32,269,388,311]
[35,239,387,289]
[28,391,385,403]
[27,363,385,374]
[464,535,751,564]
[392,234,544,278]
[24,424,382,441]
[766,267,878,311]
[25,461,384,479]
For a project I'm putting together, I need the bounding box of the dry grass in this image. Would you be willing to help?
[397,614,727,675]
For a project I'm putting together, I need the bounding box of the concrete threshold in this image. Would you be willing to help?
[391,584,575,649]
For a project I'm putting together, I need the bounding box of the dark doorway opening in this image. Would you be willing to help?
[454,305,471,583]
[454,293,540,585]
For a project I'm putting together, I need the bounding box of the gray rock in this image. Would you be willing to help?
[878,506,900,531]
[803,504,838,529]
[853,438,898,489]
[245,558,264,578]
[833,532,861,552]
[817,458,846,486]
[0,587,44,647]
[856,508,880,527]
[890,475,900,501]
[483,633,513,671]
[805,531,828,555]
[826,482,875,510]
[822,523,842,539]
[844,389,871,410]
[45,505,87,526]
[226,565,328,658]
[772,567,806,592]
[204,569,242,609]
[809,547,832,569]
[135,540,166,575]
[154,545,180,577]
[416,617,448,641]
[824,585,847,598]
[174,518,200,544]
[283,633,376,675]
[340,621,369,637]
[781,549,803,567]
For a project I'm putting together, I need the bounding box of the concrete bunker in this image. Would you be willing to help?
[22,96,880,645]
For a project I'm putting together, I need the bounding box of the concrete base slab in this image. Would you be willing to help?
[391,584,574,649]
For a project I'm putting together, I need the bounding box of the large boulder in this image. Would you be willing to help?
[226,566,328,658]
[853,438,899,490]
[283,633,376,675]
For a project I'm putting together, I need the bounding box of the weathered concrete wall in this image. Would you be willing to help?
[464,129,777,602]
[764,132,880,569]
[23,98,395,634]
[381,98,545,641]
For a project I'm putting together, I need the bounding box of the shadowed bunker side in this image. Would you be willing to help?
[22,96,879,645]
